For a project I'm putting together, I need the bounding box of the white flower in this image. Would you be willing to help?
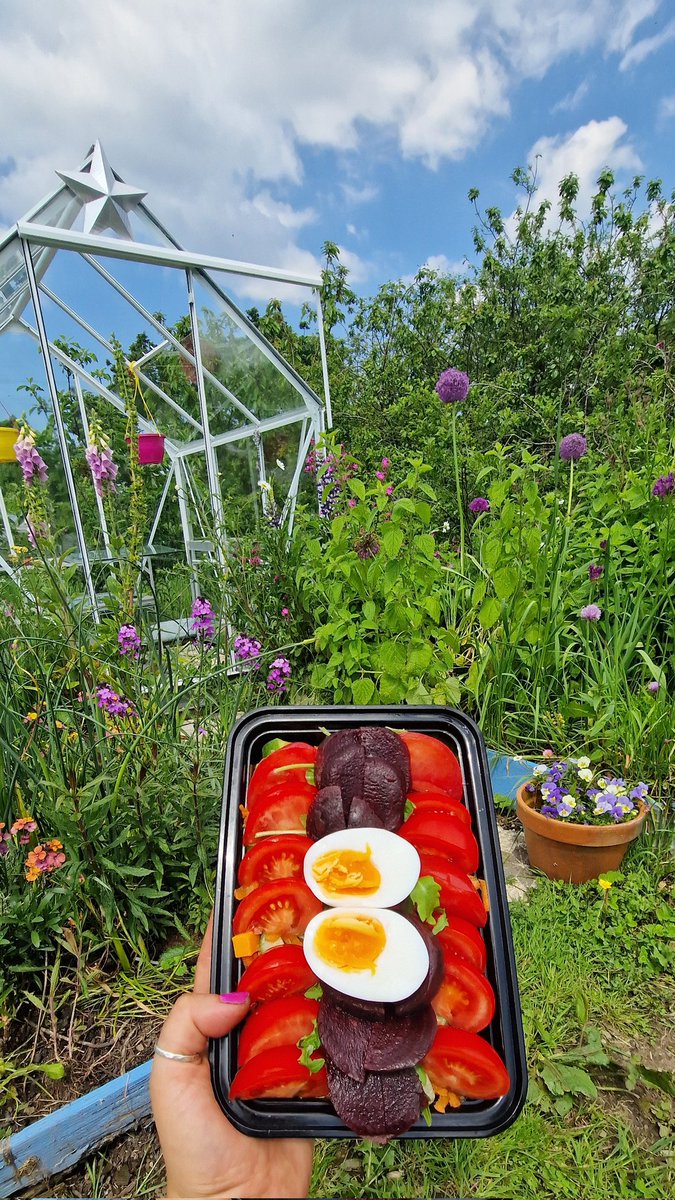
[442,521,450,532]
[576,756,590,770]
[541,786,551,799]
[562,794,576,807]
[533,764,548,776]
[606,783,621,795]
[578,768,593,782]
[258,480,271,492]
[276,459,285,470]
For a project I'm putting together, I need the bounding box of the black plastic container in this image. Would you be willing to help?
[210,705,527,1138]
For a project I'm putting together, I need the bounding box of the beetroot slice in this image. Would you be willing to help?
[317,996,371,1082]
[306,786,347,840]
[390,916,444,1015]
[322,983,387,1022]
[315,730,361,788]
[325,1058,424,1139]
[357,727,412,792]
[361,758,406,831]
[364,1004,438,1072]
[319,742,366,808]
[346,795,385,828]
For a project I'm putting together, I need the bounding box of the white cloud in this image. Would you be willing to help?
[551,80,590,114]
[0,0,664,287]
[620,16,675,69]
[658,94,675,121]
[421,255,467,276]
[512,118,642,231]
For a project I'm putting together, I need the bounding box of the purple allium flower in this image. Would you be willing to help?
[14,431,48,486]
[354,530,380,560]
[118,623,140,658]
[435,368,470,405]
[85,443,118,498]
[588,563,604,582]
[559,433,587,462]
[647,681,660,695]
[469,497,490,514]
[580,603,602,621]
[233,633,262,662]
[191,597,216,640]
[652,471,674,499]
[96,685,137,719]
[267,655,292,695]
[386,485,394,496]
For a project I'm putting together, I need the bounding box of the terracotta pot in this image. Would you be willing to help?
[126,433,165,465]
[516,784,649,884]
[0,427,18,463]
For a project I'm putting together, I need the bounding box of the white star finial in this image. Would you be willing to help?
[56,141,147,239]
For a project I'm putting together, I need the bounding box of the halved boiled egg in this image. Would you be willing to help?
[303,907,430,1003]
[303,827,420,909]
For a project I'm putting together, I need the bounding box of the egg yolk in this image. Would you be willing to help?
[311,847,381,897]
[313,912,386,973]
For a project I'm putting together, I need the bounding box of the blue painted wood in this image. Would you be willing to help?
[0,751,536,1194]
[0,1060,152,1197]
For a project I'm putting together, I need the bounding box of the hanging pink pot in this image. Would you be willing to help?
[126,433,166,465]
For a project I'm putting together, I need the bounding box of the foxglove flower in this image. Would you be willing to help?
[559,433,587,461]
[14,429,48,486]
[435,368,470,404]
[85,440,118,498]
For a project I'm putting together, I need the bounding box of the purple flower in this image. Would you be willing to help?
[629,782,649,801]
[96,685,137,719]
[559,433,587,462]
[354,531,380,560]
[85,443,118,498]
[588,563,604,582]
[267,656,292,695]
[347,497,357,508]
[233,633,262,662]
[118,623,140,658]
[652,471,674,499]
[14,431,48,486]
[580,604,602,621]
[647,681,660,695]
[469,497,490,514]
[375,471,386,481]
[191,597,215,641]
[435,368,470,405]
[381,458,390,469]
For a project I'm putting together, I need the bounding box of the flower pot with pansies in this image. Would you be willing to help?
[517,757,650,885]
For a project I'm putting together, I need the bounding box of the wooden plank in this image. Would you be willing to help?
[0,1061,152,1197]
[0,753,535,1195]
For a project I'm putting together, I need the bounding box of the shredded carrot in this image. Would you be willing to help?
[433,1087,462,1113]
[478,878,490,913]
[239,804,249,821]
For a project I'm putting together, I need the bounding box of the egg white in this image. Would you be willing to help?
[303,826,420,909]
[303,906,430,1003]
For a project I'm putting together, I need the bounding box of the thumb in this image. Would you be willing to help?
[154,990,250,1061]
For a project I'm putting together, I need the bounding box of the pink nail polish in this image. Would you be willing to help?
[219,991,249,1004]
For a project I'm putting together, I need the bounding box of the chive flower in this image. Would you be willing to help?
[580,603,602,621]
[559,433,587,461]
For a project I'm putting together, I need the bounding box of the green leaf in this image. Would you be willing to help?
[262,738,289,757]
[407,643,433,673]
[482,537,502,570]
[423,595,441,623]
[383,558,402,592]
[432,910,448,935]
[40,1061,66,1080]
[352,676,375,705]
[304,983,323,1000]
[349,478,366,501]
[414,533,436,560]
[415,500,432,525]
[362,600,378,622]
[415,1065,436,1103]
[381,524,404,559]
[375,640,407,676]
[479,597,501,630]
[493,565,518,600]
[411,876,442,923]
[297,1022,325,1073]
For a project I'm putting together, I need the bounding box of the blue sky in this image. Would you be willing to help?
[0,0,673,307]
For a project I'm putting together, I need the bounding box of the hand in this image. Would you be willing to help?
[150,916,313,1199]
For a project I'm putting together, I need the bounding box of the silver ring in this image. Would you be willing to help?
[154,1044,203,1063]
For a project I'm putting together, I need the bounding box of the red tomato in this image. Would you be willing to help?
[407,791,471,826]
[247,743,317,808]
[237,944,317,1004]
[230,1044,328,1100]
[400,812,479,874]
[233,879,322,940]
[432,957,496,1032]
[398,731,463,800]
[244,782,317,845]
[436,918,487,973]
[238,835,313,887]
[238,995,319,1066]
[417,852,487,928]
[422,1027,510,1099]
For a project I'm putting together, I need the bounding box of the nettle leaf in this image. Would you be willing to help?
[383,558,402,593]
[423,595,441,624]
[352,676,375,705]
[541,1062,597,1099]
[362,600,378,622]
[479,597,501,630]
[381,524,404,559]
[493,565,519,600]
[375,640,407,676]
[407,643,433,673]
[415,500,433,525]
[414,533,436,560]
[482,537,502,571]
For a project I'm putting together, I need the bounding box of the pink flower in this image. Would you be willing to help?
[386,486,394,496]
[347,497,357,508]
[376,471,386,481]
[381,458,390,469]
[580,604,602,621]
[281,607,290,618]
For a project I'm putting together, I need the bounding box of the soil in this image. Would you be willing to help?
[24,1124,165,1200]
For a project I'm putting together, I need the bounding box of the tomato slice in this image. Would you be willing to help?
[432,957,495,1032]
[398,731,463,800]
[230,1044,328,1100]
[237,944,317,1004]
[407,791,471,825]
[244,782,317,845]
[417,853,488,928]
[400,813,479,874]
[422,1027,510,1099]
[238,835,313,887]
[436,918,487,973]
[233,879,323,940]
[238,995,319,1066]
[248,743,317,808]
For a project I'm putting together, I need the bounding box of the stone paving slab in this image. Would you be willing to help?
[498,825,537,904]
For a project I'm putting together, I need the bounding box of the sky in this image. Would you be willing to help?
[0,0,674,304]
